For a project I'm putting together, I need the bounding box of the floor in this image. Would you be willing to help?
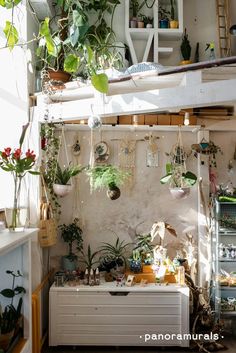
[43,337,236,353]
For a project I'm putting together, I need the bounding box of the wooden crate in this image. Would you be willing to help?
[102,116,118,125]
[157,115,171,125]
[119,115,132,124]
[144,114,158,125]
[170,115,184,125]
[132,114,145,125]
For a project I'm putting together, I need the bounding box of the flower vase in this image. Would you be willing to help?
[5,207,28,232]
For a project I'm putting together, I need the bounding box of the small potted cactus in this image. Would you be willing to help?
[180,28,192,65]
[129,250,142,273]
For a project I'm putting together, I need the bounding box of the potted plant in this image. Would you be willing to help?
[129,249,142,273]
[140,14,153,28]
[158,6,170,28]
[59,218,83,271]
[160,163,197,199]
[53,163,85,197]
[169,0,179,28]
[79,245,99,272]
[130,0,146,27]
[0,270,26,351]
[87,165,130,200]
[180,28,192,64]
[99,234,131,280]
[37,0,121,93]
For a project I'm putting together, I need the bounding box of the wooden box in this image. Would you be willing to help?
[189,115,197,125]
[170,115,184,125]
[144,114,158,125]
[119,115,132,125]
[102,116,117,125]
[157,115,171,125]
[132,114,145,125]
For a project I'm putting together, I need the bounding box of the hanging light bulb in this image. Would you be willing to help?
[184,112,190,126]
[88,115,102,129]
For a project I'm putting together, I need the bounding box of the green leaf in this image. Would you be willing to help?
[39,18,57,57]
[0,0,6,7]
[69,25,79,47]
[183,171,197,186]
[160,173,172,185]
[73,10,84,26]
[64,54,80,73]
[166,163,172,174]
[19,122,29,148]
[3,21,19,50]
[86,45,94,65]
[0,288,15,298]
[91,73,108,93]
[28,171,40,175]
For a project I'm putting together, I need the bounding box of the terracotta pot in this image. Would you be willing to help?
[107,186,121,200]
[137,21,144,28]
[169,187,190,200]
[170,20,179,29]
[53,184,73,197]
[47,70,71,83]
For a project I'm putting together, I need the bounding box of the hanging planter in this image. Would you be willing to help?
[160,129,197,199]
[53,163,85,198]
[87,165,130,200]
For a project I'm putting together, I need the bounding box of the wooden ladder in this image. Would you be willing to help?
[216,0,231,57]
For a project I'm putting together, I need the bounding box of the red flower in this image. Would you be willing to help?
[13,148,22,160]
[4,147,11,156]
[1,152,7,159]
[26,149,36,161]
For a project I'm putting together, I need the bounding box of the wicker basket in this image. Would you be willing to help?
[38,202,57,247]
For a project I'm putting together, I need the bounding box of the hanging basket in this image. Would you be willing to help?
[38,202,57,247]
[169,187,190,200]
[53,184,73,197]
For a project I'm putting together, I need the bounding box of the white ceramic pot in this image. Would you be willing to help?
[146,23,153,28]
[53,184,73,197]
[169,187,190,200]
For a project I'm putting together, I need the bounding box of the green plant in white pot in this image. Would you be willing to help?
[160,163,197,200]
[59,218,83,271]
[53,163,85,197]
[87,165,130,200]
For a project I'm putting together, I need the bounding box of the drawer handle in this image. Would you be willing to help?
[109,292,129,296]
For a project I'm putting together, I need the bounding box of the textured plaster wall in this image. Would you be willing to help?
[50,129,199,269]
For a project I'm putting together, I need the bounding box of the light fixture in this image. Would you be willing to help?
[230,24,236,35]
[184,112,190,126]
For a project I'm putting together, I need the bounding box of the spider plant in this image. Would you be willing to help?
[54,163,85,185]
[99,234,131,270]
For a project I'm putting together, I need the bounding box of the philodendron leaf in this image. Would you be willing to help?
[64,54,80,73]
[91,73,108,94]
[160,173,172,185]
[3,21,19,50]
[183,171,197,186]
[39,18,57,57]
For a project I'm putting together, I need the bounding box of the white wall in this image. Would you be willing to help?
[49,128,199,271]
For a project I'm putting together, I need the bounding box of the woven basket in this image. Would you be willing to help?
[38,202,57,247]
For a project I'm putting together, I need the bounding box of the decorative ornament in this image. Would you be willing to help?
[88,115,102,129]
[72,140,81,156]
[146,134,159,167]
[119,138,136,189]
[94,141,110,163]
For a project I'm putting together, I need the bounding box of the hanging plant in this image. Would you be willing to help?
[53,163,86,197]
[41,122,61,216]
[160,129,197,199]
[87,165,130,200]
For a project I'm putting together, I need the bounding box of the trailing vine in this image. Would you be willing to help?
[41,122,61,217]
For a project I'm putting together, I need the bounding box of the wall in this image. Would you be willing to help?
[49,128,199,273]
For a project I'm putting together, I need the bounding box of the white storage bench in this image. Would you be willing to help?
[49,282,189,347]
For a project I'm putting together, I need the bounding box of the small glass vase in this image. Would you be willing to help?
[5,206,28,232]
